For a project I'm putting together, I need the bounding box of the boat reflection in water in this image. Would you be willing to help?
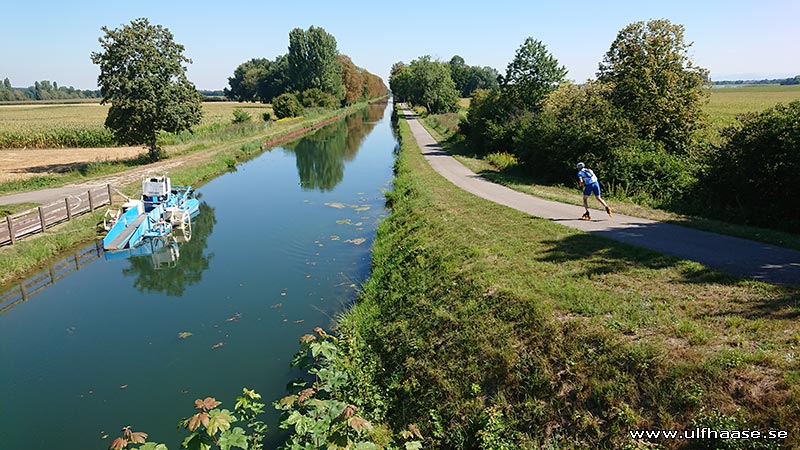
[104,234,185,270]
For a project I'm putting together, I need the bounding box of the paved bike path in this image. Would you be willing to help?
[401,106,800,286]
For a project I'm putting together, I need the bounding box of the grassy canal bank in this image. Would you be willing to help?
[0,101,380,285]
[331,108,800,449]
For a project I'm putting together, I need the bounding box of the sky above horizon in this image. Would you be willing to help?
[2,0,798,90]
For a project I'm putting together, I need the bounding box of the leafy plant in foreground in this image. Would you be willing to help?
[105,388,267,450]
[275,327,423,450]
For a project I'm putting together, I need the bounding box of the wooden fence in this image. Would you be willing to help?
[0,185,113,247]
[0,240,104,317]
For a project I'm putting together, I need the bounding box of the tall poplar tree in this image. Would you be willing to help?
[287,26,344,103]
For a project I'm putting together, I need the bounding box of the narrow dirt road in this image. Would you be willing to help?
[401,106,800,285]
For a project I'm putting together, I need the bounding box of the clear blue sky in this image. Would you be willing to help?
[2,0,798,90]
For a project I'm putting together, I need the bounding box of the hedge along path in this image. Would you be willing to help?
[399,104,800,286]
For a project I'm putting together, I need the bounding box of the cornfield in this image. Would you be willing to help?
[0,102,274,149]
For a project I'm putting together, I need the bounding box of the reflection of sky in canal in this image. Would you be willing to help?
[0,102,393,450]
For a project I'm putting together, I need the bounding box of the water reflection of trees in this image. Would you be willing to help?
[285,101,387,191]
[121,201,216,297]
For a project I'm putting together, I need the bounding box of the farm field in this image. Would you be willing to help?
[706,84,800,128]
[0,102,276,182]
[0,101,273,149]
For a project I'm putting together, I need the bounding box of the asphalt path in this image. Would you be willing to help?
[401,106,800,286]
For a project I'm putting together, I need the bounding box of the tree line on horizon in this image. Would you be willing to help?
[392,18,800,232]
[223,26,387,117]
[0,77,100,101]
[713,75,800,85]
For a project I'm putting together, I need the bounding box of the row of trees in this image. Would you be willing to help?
[0,78,100,101]
[714,75,800,86]
[395,19,799,231]
[90,20,387,163]
[224,26,387,111]
[389,55,499,113]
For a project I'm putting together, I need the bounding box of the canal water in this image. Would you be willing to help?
[0,102,395,449]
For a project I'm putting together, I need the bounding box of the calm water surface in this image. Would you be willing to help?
[0,102,395,449]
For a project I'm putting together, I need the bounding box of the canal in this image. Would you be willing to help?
[0,101,395,449]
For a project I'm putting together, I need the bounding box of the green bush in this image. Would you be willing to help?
[272,93,303,119]
[261,112,271,122]
[517,81,638,183]
[601,142,698,205]
[299,88,338,109]
[231,108,251,123]
[462,88,516,155]
[485,152,519,170]
[701,100,800,230]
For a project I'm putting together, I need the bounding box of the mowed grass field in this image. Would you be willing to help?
[0,101,274,148]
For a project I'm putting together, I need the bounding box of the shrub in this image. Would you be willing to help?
[231,108,251,123]
[272,93,303,119]
[485,152,519,171]
[601,142,698,205]
[463,88,515,155]
[261,112,271,122]
[299,88,338,109]
[516,81,637,183]
[701,100,800,230]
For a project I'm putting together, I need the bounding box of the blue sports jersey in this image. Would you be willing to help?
[578,168,597,185]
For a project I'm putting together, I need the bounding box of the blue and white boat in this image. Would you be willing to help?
[103,176,200,252]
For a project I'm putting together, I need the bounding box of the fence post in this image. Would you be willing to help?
[88,190,95,211]
[7,216,15,245]
[107,184,113,206]
[38,206,46,232]
[65,198,72,220]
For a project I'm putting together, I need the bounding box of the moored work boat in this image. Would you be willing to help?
[102,176,199,252]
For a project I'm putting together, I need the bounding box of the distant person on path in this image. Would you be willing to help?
[576,162,612,220]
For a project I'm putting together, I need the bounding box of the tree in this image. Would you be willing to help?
[225,58,270,102]
[338,54,364,105]
[91,18,202,161]
[287,26,344,103]
[406,56,459,113]
[257,54,290,103]
[464,66,500,96]
[363,72,387,99]
[389,62,411,102]
[449,55,471,97]
[597,19,709,153]
[500,37,567,111]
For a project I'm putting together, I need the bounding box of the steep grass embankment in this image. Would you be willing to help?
[336,109,799,449]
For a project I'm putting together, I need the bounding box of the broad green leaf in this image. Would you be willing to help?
[276,395,297,410]
[310,341,337,360]
[242,388,261,400]
[354,443,378,450]
[134,443,168,450]
[218,427,248,450]
[404,441,423,450]
[207,409,234,435]
[181,433,212,450]
[285,411,303,426]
